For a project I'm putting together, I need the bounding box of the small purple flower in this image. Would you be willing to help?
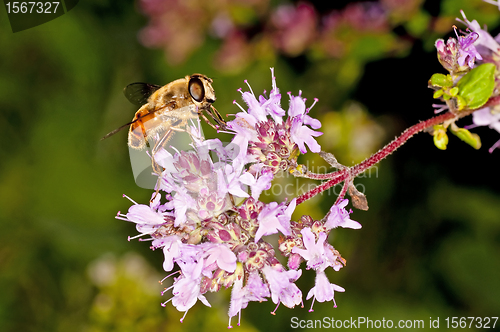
[157,235,182,272]
[161,256,211,320]
[278,198,296,228]
[455,27,482,68]
[202,243,237,273]
[175,245,204,278]
[262,265,302,308]
[172,186,196,227]
[171,274,211,314]
[249,169,274,200]
[288,92,323,153]
[216,163,249,198]
[435,26,482,73]
[290,116,323,153]
[306,271,345,311]
[457,11,500,55]
[323,242,346,272]
[288,93,307,117]
[228,278,245,328]
[255,201,293,242]
[292,228,328,271]
[228,271,270,327]
[125,197,167,227]
[324,199,362,230]
[240,87,268,123]
[116,194,174,240]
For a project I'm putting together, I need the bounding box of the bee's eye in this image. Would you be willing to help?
[189,77,205,102]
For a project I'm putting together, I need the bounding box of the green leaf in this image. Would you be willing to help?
[457,63,496,110]
[450,125,482,150]
[429,73,453,88]
[433,90,444,98]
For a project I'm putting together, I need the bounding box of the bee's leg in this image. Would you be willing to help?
[199,112,219,131]
[149,124,188,200]
[150,129,175,175]
[147,133,168,203]
[152,129,175,155]
[137,121,151,149]
[209,105,227,130]
[150,122,187,176]
[150,179,161,203]
[229,192,236,207]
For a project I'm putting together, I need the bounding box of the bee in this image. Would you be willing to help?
[102,74,226,180]
[103,74,225,150]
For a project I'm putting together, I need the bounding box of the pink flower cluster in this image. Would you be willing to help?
[117,69,361,327]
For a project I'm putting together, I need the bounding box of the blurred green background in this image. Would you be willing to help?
[1,0,499,331]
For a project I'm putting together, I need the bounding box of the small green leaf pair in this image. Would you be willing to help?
[429,73,457,102]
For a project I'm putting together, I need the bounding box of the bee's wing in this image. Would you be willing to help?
[124,83,162,106]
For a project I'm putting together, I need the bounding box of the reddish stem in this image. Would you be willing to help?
[296,111,456,205]
[483,95,500,108]
[334,179,350,205]
[301,171,343,180]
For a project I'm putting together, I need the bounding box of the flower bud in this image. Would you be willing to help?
[433,125,449,150]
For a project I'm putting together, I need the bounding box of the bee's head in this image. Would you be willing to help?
[189,74,216,106]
